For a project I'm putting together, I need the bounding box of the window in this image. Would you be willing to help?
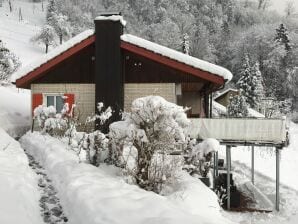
[46,95,64,113]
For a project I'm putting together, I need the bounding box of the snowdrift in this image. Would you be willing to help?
[21,132,234,224]
[0,128,42,224]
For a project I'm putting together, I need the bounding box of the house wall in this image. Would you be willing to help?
[124,83,176,111]
[216,91,239,107]
[177,92,202,117]
[31,83,95,129]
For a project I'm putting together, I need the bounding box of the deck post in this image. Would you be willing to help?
[276,147,280,211]
[215,151,219,176]
[213,151,216,187]
[226,145,231,210]
[252,146,255,185]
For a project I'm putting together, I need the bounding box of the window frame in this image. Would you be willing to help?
[43,93,65,112]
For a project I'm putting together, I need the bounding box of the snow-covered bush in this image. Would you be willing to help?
[184,138,220,178]
[0,40,21,81]
[67,103,112,166]
[109,96,190,193]
[34,104,72,135]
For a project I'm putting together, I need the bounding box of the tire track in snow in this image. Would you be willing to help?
[26,152,68,224]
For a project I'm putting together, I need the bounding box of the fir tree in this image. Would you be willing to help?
[236,55,258,108]
[46,0,59,26]
[31,25,57,53]
[275,24,291,52]
[251,61,265,110]
[227,94,249,118]
[0,40,21,81]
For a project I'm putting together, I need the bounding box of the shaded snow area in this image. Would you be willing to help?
[0,0,45,80]
[218,122,298,224]
[0,85,31,137]
[0,128,43,224]
[20,132,234,224]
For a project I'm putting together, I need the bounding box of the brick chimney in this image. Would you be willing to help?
[94,13,125,130]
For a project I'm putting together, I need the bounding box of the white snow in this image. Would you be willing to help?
[0,0,45,80]
[14,29,94,82]
[218,122,298,223]
[212,100,265,118]
[0,128,42,224]
[0,85,31,137]
[95,15,127,26]
[121,34,233,82]
[20,132,234,224]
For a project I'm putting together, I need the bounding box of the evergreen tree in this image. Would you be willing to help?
[31,25,57,53]
[0,40,21,81]
[46,0,59,26]
[275,24,291,52]
[236,55,258,108]
[227,94,249,118]
[251,61,265,109]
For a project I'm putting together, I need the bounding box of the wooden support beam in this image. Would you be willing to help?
[276,147,280,211]
[252,146,255,185]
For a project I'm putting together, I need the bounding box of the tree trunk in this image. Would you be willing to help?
[136,147,153,190]
[45,44,48,53]
[60,35,62,45]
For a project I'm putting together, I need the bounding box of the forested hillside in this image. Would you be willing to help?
[54,0,298,111]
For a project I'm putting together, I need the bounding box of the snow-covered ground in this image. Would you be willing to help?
[20,132,234,224]
[0,85,31,137]
[0,128,43,224]
[219,122,298,223]
[0,0,45,80]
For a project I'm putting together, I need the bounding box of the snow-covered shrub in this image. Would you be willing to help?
[109,96,190,193]
[67,103,112,166]
[34,104,72,135]
[184,138,219,178]
[0,40,21,82]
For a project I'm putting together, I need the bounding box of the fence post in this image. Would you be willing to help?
[226,145,231,210]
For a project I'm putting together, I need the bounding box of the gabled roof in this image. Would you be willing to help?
[213,88,239,100]
[16,30,233,89]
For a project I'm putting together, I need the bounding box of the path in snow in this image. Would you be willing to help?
[26,152,68,224]
[222,161,298,224]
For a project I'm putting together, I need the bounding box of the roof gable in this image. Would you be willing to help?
[16,31,233,89]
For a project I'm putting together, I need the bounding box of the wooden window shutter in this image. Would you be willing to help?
[64,94,75,114]
[32,93,43,115]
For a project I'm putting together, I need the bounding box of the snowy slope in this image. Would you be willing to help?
[0,0,45,80]
[0,128,43,224]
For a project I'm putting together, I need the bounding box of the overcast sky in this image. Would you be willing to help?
[269,0,298,15]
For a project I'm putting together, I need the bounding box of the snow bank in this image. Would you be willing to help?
[0,85,31,137]
[0,128,42,224]
[121,34,233,82]
[14,29,94,82]
[21,132,234,224]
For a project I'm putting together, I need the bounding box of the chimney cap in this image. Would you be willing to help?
[98,12,121,17]
[95,12,126,26]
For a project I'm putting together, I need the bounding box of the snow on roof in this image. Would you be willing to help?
[248,108,265,118]
[212,100,265,118]
[14,29,94,81]
[121,34,233,82]
[213,88,239,100]
[95,15,127,26]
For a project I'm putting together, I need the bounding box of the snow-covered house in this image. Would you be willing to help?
[213,88,239,107]
[15,13,232,128]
